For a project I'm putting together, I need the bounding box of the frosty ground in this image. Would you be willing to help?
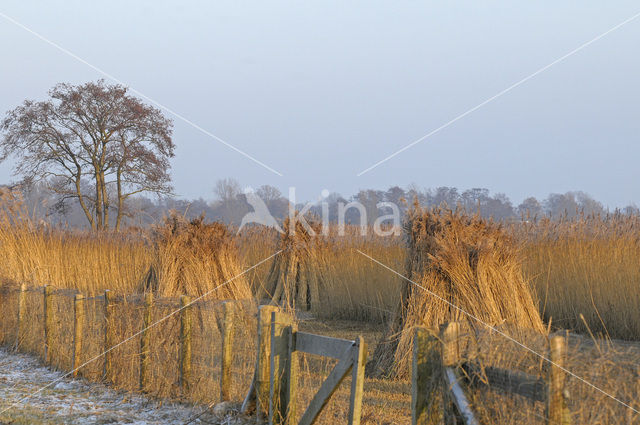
[0,348,238,424]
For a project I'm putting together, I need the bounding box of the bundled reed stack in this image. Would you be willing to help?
[262,216,326,312]
[142,213,252,300]
[369,203,545,378]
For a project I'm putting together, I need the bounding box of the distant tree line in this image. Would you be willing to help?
[8,177,639,229]
[4,81,633,231]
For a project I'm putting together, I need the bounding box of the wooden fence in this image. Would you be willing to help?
[412,322,572,425]
[3,284,582,425]
[3,286,369,425]
[7,284,247,402]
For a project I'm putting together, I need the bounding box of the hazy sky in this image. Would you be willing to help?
[1,1,639,207]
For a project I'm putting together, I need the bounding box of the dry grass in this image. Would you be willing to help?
[3,190,640,423]
[143,213,253,299]
[0,189,149,295]
[516,214,640,341]
[249,218,405,321]
[369,206,545,378]
[239,212,640,343]
[260,216,325,311]
[445,325,640,425]
[401,206,544,330]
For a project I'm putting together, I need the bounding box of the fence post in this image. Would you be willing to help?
[348,336,367,425]
[15,283,27,350]
[220,301,236,402]
[103,290,114,382]
[180,295,192,393]
[270,310,297,425]
[548,334,571,425]
[72,293,85,377]
[440,322,461,425]
[43,285,53,364]
[139,291,153,392]
[412,327,441,425]
[256,305,280,421]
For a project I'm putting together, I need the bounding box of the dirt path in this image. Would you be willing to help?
[0,348,238,424]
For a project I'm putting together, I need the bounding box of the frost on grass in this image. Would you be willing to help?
[0,348,240,424]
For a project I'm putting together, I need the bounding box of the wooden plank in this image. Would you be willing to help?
[15,283,26,351]
[256,305,280,421]
[139,291,153,392]
[103,290,114,382]
[72,294,85,378]
[440,322,461,423]
[294,332,354,359]
[548,335,572,425]
[412,327,441,425]
[298,345,355,425]
[287,318,299,425]
[180,295,192,393]
[43,285,53,364]
[270,311,297,425]
[444,368,479,425]
[220,301,235,402]
[348,336,366,425]
[441,322,461,367]
[461,362,547,403]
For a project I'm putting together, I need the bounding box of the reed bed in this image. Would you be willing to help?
[242,219,404,322]
[0,190,149,295]
[2,188,640,343]
[517,214,640,341]
[239,214,640,342]
[1,190,640,423]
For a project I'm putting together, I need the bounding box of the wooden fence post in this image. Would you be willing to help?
[15,283,27,350]
[440,322,461,425]
[270,310,297,425]
[72,293,85,377]
[220,301,235,402]
[348,336,367,425]
[412,327,441,425]
[241,305,280,417]
[180,295,192,393]
[43,285,53,364]
[548,334,572,425]
[256,305,280,421]
[103,290,114,382]
[139,291,153,392]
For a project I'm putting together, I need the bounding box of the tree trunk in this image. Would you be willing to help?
[95,171,104,230]
[101,170,109,229]
[115,169,123,231]
[74,172,95,230]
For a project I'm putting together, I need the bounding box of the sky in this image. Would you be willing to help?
[1,1,639,207]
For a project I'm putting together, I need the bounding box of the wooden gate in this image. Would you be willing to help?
[270,310,367,425]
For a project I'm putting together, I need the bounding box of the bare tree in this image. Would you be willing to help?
[0,80,174,230]
[213,178,242,202]
[517,196,543,219]
[211,178,248,225]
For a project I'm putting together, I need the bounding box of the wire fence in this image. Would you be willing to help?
[418,323,640,425]
[10,283,639,424]
[0,283,413,424]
